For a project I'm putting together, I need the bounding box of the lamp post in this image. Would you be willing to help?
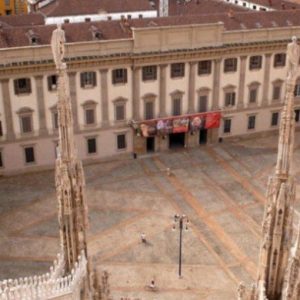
[173,214,189,278]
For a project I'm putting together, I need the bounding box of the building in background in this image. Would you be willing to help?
[0,0,27,15]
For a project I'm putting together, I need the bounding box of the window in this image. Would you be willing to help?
[248,115,256,130]
[52,111,59,129]
[117,134,126,150]
[145,101,154,120]
[48,75,58,91]
[115,104,125,121]
[20,115,32,133]
[225,92,236,107]
[85,108,95,125]
[274,53,286,67]
[24,146,35,164]
[0,121,3,137]
[249,89,257,103]
[112,68,127,84]
[224,58,237,72]
[172,98,181,116]
[198,60,212,75]
[273,86,281,101]
[198,95,208,112]
[249,56,262,70]
[14,78,31,95]
[295,109,300,122]
[224,119,231,133]
[271,112,279,126]
[87,138,97,154]
[294,83,300,97]
[171,63,185,78]
[80,72,96,88]
[142,66,157,81]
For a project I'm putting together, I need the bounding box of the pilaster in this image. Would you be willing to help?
[262,53,272,107]
[237,56,247,109]
[132,66,141,120]
[212,59,221,110]
[100,69,109,127]
[188,62,197,114]
[68,71,79,132]
[159,64,167,117]
[34,75,48,136]
[0,79,15,141]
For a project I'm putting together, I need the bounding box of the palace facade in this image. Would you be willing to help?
[0,10,300,174]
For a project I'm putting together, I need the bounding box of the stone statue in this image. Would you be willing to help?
[51,24,66,69]
[287,36,300,79]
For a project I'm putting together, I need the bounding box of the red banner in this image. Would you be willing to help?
[205,112,221,129]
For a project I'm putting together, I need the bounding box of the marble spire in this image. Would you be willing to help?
[51,24,89,274]
[238,37,299,300]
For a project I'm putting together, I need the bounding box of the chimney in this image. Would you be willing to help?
[227,9,234,18]
[159,0,169,17]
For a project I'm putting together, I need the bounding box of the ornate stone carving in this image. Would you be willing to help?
[239,38,300,300]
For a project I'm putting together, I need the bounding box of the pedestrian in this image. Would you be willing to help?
[149,279,155,289]
[141,233,146,243]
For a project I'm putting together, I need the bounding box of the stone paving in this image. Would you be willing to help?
[0,133,300,299]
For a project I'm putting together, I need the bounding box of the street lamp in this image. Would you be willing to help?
[172,214,189,278]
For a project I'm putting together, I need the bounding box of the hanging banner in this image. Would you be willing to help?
[190,116,204,132]
[140,122,156,137]
[156,119,173,136]
[205,112,221,129]
[135,111,221,137]
[173,118,189,133]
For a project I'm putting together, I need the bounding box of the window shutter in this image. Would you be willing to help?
[124,69,127,83]
[47,76,52,91]
[92,72,96,86]
[26,78,31,93]
[80,73,84,88]
[14,79,19,95]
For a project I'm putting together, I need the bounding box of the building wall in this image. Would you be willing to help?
[0,23,300,174]
[0,0,27,15]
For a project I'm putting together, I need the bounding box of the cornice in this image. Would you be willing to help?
[0,39,288,76]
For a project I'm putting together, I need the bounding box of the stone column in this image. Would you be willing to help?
[100,69,109,127]
[34,75,48,136]
[188,62,197,113]
[132,66,140,120]
[237,56,247,109]
[212,59,221,110]
[159,64,167,117]
[0,79,15,141]
[68,72,79,132]
[262,53,272,107]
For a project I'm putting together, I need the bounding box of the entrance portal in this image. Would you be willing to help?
[169,133,185,149]
[146,137,155,153]
[199,129,208,145]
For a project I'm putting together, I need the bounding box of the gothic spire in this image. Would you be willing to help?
[239,37,299,300]
[51,24,89,274]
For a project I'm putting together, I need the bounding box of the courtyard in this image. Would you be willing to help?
[0,133,300,299]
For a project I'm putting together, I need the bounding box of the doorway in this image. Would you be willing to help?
[146,137,155,153]
[169,133,185,149]
[199,129,208,145]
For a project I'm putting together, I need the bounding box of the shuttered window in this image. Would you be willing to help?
[14,78,31,95]
[117,134,126,150]
[112,69,127,84]
[80,72,96,88]
[173,98,181,116]
[20,115,32,133]
[145,102,154,120]
[24,147,35,163]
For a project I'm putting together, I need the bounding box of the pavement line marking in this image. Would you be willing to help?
[141,158,246,284]
[152,156,257,280]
